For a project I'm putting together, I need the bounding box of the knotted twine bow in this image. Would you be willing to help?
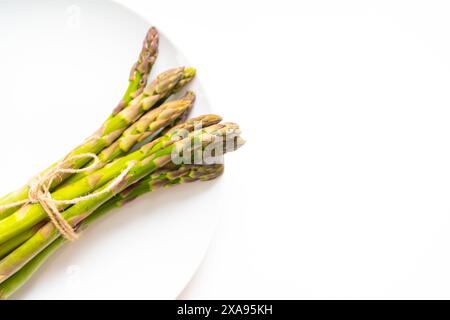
[0,153,136,242]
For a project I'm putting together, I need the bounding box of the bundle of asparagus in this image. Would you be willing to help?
[0,27,244,299]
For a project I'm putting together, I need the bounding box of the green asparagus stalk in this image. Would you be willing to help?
[101,67,196,136]
[0,67,194,220]
[0,114,223,251]
[0,223,45,260]
[0,162,223,261]
[113,27,159,115]
[0,125,244,284]
[0,28,159,220]
[0,164,224,299]
[0,237,65,300]
[0,114,222,252]
[0,116,223,245]
[157,94,194,138]
[53,67,196,188]
[62,92,196,186]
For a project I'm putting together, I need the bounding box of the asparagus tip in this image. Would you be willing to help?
[184,67,197,78]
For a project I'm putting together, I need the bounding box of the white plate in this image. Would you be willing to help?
[0,0,220,299]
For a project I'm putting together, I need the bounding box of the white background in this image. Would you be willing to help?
[115,0,450,299]
[3,0,450,299]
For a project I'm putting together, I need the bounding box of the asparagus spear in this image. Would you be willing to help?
[113,27,159,115]
[0,224,45,260]
[0,164,224,299]
[0,116,224,244]
[0,67,195,220]
[54,67,195,186]
[0,125,244,283]
[62,92,196,185]
[102,67,196,135]
[0,28,159,219]
[0,161,222,260]
[157,94,195,138]
[0,114,223,251]
[0,114,222,252]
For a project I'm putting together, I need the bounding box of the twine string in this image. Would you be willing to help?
[0,153,136,242]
